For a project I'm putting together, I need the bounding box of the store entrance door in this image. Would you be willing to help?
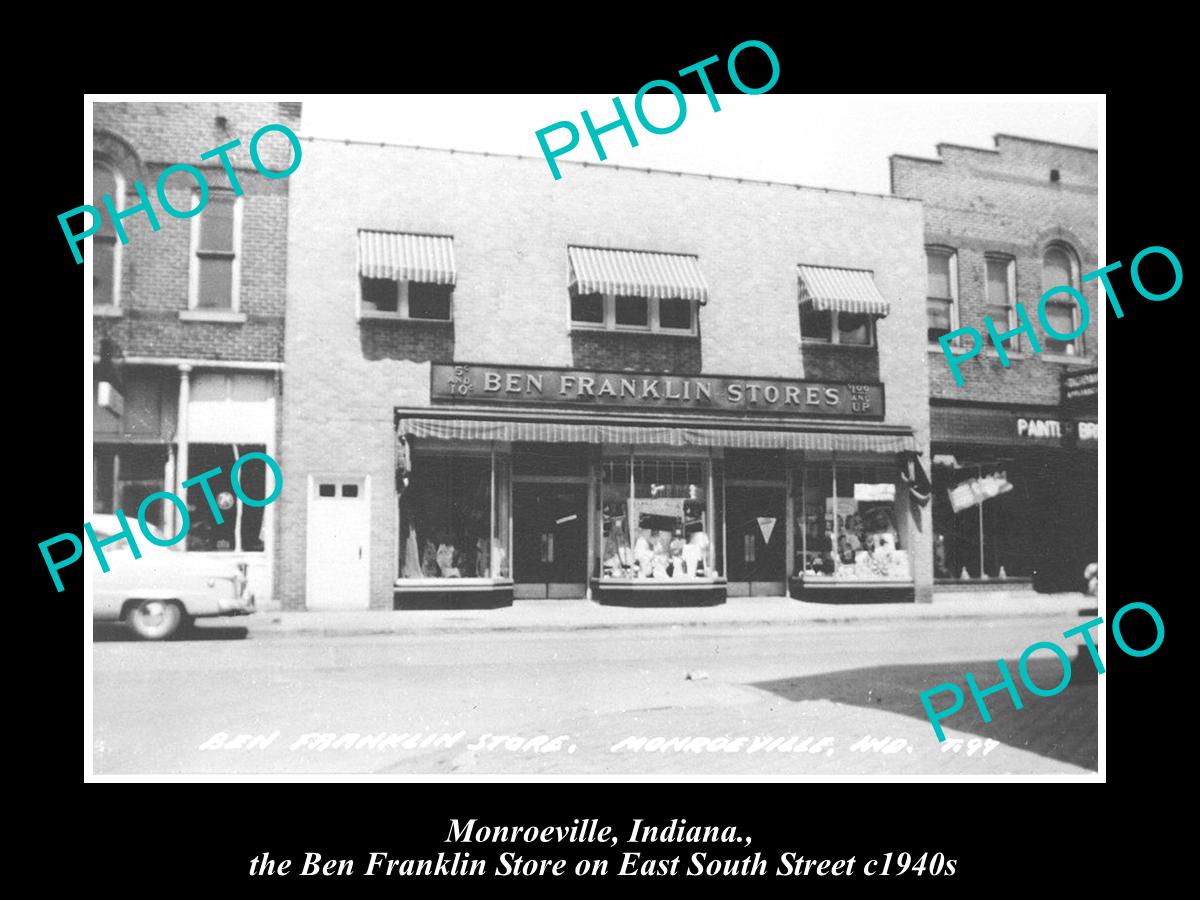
[725,485,786,596]
[513,482,589,599]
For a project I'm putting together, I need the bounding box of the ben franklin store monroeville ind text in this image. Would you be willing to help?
[275,140,937,610]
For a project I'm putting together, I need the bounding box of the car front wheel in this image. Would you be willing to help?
[127,599,185,640]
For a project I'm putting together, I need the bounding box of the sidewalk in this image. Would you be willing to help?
[243,589,1097,638]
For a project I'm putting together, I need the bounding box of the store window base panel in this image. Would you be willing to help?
[592,578,727,608]
[789,577,914,605]
[393,580,514,610]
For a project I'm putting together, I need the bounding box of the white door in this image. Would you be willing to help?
[306,476,370,610]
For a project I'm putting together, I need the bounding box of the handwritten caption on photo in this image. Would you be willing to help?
[196,729,998,758]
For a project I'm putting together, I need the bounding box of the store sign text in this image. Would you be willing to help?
[1063,368,1098,401]
[1016,418,1098,441]
[432,364,884,418]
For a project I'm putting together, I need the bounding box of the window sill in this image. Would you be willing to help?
[571,325,698,339]
[93,306,124,318]
[926,345,1090,365]
[359,311,453,324]
[984,348,1028,361]
[926,345,1029,361]
[798,575,914,585]
[395,577,512,588]
[179,310,247,324]
[801,341,875,349]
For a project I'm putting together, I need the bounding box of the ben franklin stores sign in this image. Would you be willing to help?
[431,363,885,418]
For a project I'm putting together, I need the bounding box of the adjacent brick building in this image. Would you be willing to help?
[891,135,1099,590]
[277,140,935,611]
[91,101,302,603]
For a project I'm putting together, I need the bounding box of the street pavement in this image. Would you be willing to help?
[91,598,1099,776]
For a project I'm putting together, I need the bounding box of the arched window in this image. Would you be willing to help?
[1041,243,1082,355]
[93,161,122,307]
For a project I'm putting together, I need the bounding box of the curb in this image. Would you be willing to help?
[241,603,1085,639]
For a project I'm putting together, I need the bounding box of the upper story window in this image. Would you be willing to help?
[799,304,875,345]
[570,289,696,334]
[1042,243,1083,356]
[357,230,456,321]
[93,162,122,308]
[567,246,707,336]
[189,192,242,311]
[985,254,1018,351]
[925,247,958,345]
[797,264,890,347]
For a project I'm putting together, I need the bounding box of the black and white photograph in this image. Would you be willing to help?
[79,90,1105,779]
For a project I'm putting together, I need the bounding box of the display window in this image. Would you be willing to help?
[793,457,911,582]
[185,443,268,552]
[398,452,510,581]
[94,444,171,529]
[931,455,1038,580]
[597,456,716,580]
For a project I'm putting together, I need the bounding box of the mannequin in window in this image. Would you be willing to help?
[435,535,460,577]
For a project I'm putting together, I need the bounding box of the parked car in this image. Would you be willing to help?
[90,514,255,639]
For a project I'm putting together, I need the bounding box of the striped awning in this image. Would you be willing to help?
[797,265,891,316]
[397,417,918,453]
[568,246,709,304]
[358,231,456,284]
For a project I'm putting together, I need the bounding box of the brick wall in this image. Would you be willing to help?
[278,141,933,609]
[91,101,300,363]
[359,320,455,363]
[800,343,880,383]
[570,331,702,374]
[890,135,1098,407]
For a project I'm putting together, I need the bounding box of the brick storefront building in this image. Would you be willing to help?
[891,135,1098,591]
[91,101,301,602]
[277,141,935,611]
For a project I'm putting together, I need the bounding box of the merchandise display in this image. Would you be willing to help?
[795,463,911,582]
[398,454,511,580]
[598,459,715,579]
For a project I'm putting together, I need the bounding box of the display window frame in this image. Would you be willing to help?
[790,451,914,586]
[592,446,723,586]
[394,443,513,589]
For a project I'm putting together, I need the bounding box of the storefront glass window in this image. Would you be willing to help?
[185,443,267,552]
[492,456,511,579]
[399,454,507,579]
[794,458,910,581]
[94,445,171,528]
[599,458,712,579]
[932,457,1029,580]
